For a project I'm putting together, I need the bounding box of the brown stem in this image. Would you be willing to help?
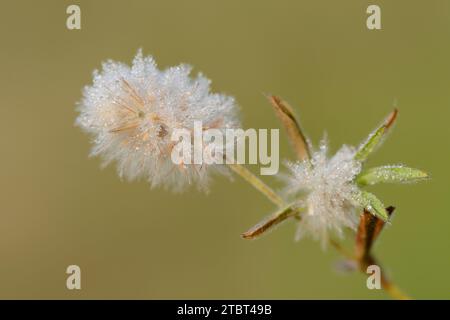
[360,254,411,300]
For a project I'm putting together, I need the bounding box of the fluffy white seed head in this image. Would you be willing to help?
[76,50,240,191]
[284,138,362,246]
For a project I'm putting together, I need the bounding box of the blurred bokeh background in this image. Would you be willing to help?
[0,0,449,299]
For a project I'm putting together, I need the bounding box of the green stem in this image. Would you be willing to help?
[228,163,283,207]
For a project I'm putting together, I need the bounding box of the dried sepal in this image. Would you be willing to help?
[241,204,300,239]
[268,95,311,161]
[355,190,389,221]
[354,109,398,162]
[355,206,395,260]
[357,165,429,186]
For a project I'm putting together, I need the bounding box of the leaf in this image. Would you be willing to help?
[354,109,398,162]
[267,95,311,161]
[357,165,429,186]
[355,191,389,221]
[241,204,300,240]
[355,206,395,261]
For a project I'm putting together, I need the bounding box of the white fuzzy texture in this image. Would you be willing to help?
[76,50,240,191]
[284,138,362,246]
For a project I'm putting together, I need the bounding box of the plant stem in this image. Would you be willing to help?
[228,163,283,207]
[381,278,411,300]
[331,240,412,300]
[360,257,412,300]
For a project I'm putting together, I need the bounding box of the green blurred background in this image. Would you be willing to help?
[0,0,449,299]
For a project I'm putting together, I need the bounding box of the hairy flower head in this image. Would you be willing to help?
[240,100,428,246]
[277,109,428,246]
[76,50,240,191]
[284,138,362,245]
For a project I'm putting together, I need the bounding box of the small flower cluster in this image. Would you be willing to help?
[76,50,240,191]
[241,98,427,246]
[284,139,362,245]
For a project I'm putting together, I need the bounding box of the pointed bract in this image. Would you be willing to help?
[355,191,389,221]
[241,204,300,240]
[355,206,395,260]
[354,109,398,162]
[357,165,429,186]
[268,95,311,161]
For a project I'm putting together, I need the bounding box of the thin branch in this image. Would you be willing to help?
[242,205,303,240]
[360,255,411,300]
[334,206,412,300]
[228,163,283,207]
